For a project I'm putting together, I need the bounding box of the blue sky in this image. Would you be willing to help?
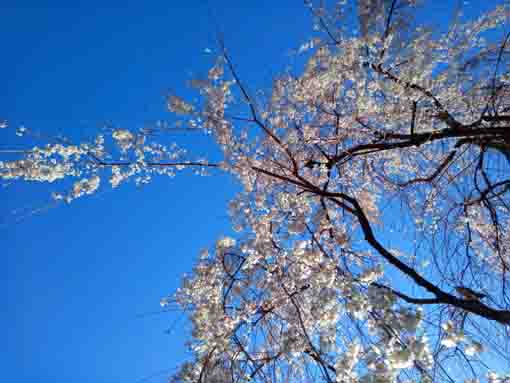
[0,2,311,382]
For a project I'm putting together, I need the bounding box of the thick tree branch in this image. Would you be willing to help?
[328,194,510,324]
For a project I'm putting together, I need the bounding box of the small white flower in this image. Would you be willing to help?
[167,95,194,115]
[51,192,64,201]
[465,341,483,356]
[112,130,134,152]
[441,334,462,348]
[389,349,414,369]
[160,297,170,307]
[16,126,26,136]
[216,236,236,249]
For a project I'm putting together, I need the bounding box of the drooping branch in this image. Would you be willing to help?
[330,194,510,324]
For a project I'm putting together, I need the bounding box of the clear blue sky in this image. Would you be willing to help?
[0,2,311,382]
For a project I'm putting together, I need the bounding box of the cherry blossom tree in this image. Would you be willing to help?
[3,1,510,382]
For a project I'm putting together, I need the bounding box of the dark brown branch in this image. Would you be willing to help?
[396,138,469,187]
[372,283,442,305]
[95,161,219,168]
[221,47,299,172]
[410,100,417,136]
[329,125,510,167]
[326,194,510,324]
